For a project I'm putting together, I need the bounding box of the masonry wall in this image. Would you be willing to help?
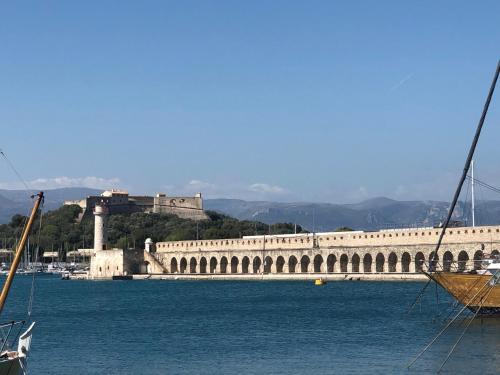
[66,194,206,221]
[151,225,500,275]
[90,249,145,279]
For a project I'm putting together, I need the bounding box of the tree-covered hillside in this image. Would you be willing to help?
[0,205,306,255]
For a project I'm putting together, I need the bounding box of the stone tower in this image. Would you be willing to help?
[94,201,109,251]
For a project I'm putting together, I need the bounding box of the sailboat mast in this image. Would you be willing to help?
[0,192,44,315]
[471,159,475,227]
[431,61,499,263]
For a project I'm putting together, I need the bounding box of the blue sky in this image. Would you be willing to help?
[1,1,499,203]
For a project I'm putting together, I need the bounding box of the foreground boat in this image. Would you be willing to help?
[423,61,500,316]
[428,260,500,315]
[0,192,43,374]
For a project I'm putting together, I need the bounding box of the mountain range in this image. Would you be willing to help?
[0,188,101,224]
[1,188,499,231]
[204,197,499,231]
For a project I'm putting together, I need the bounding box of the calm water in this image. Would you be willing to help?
[3,276,500,374]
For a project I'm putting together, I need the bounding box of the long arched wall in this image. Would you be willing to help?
[151,226,500,274]
[152,244,499,274]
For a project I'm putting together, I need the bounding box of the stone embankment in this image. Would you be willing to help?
[150,225,500,277]
[133,273,426,281]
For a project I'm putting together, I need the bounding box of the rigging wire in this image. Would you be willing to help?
[462,174,471,226]
[466,175,500,195]
[0,149,34,247]
[27,203,44,320]
[437,284,496,373]
[408,274,496,369]
[406,279,432,314]
[0,149,43,322]
[431,60,499,263]
[0,150,32,197]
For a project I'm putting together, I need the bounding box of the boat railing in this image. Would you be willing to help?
[0,320,25,354]
[424,258,496,273]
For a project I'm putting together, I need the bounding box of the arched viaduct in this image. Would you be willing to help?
[150,225,500,276]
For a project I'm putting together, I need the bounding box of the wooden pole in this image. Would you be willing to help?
[0,192,43,315]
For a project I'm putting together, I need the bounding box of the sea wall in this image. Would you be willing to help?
[151,225,500,275]
[89,249,144,279]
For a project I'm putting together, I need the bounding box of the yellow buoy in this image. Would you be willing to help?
[315,278,326,285]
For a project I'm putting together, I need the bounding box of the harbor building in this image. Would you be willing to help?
[64,189,208,222]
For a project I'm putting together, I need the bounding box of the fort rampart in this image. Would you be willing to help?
[151,225,500,276]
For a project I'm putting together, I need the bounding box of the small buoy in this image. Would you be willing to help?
[315,278,326,285]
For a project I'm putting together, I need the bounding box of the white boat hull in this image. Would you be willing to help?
[0,322,34,375]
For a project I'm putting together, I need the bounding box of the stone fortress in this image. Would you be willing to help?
[88,198,500,280]
[65,189,208,222]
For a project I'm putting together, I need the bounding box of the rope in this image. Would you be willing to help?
[430,60,499,266]
[407,272,496,369]
[437,283,495,373]
[467,175,500,195]
[27,204,43,320]
[406,279,431,314]
[434,279,440,318]
[0,150,32,197]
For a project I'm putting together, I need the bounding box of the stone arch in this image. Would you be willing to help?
[220,256,228,273]
[180,257,187,273]
[415,252,425,272]
[231,256,239,273]
[327,254,337,272]
[340,254,348,273]
[388,252,397,272]
[443,251,453,272]
[492,249,500,259]
[473,250,483,270]
[189,257,197,273]
[253,256,262,273]
[352,253,360,273]
[376,253,385,272]
[288,256,298,273]
[276,256,285,273]
[242,256,250,273]
[264,256,273,273]
[458,251,469,271]
[210,257,217,273]
[300,255,310,273]
[401,252,411,273]
[363,254,372,273]
[428,251,439,271]
[200,257,207,274]
[170,258,178,273]
[313,255,324,273]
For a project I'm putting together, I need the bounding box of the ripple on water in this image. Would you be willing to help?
[2,276,500,374]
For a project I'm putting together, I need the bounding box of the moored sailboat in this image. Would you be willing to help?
[0,192,43,374]
[419,60,500,316]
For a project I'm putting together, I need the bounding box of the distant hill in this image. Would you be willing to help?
[1,187,499,231]
[204,197,499,231]
[0,187,102,224]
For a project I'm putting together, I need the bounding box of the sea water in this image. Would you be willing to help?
[2,276,500,374]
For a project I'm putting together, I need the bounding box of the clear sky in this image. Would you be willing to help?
[1,1,499,203]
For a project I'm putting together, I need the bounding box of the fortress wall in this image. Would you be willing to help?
[89,249,144,279]
[151,225,500,275]
[153,196,202,210]
[156,225,500,253]
[66,193,204,221]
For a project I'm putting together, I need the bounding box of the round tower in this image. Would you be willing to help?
[94,201,109,251]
